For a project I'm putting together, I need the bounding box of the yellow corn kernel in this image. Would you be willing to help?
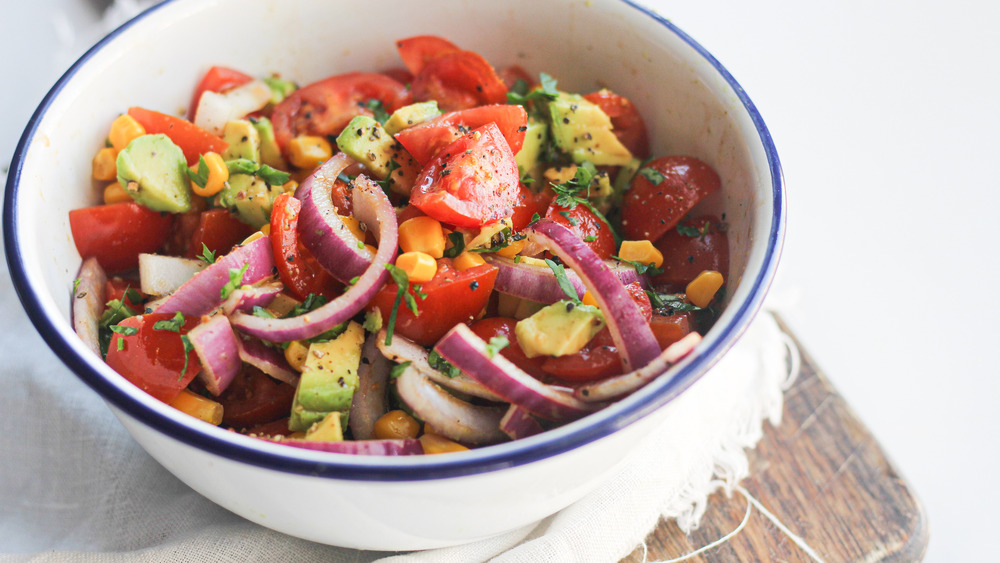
[281,179,299,193]
[103,181,132,205]
[284,340,310,373]
[287,135,332,169]
[581,291,600,308]
[395,251,437,283]
[190,151,229,197]
[686,270,724,308]
[169,389,223,425]
[496,237,526,258]
[419,432,469,454]
[617,240,664,268]
[454,251,486,271]
[108,114,146,153]
[374,410,421,440]
[398,216,446,258]
[544,164,578,185]
[92,147,118,181]
[340,215,366,242]
[241,230,266,245]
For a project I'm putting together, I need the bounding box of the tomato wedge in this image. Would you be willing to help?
[394,104,528,165]
[395,35,461,75]
[621,155,721,241]
[188,65,253,119]
[544,203,616,259]
[410,122,520,228]
[652,215,729,292]
[411,51,508,112]
[217,367,296,430]
[127,107,228,166]
[270,193,342,300]
[69,202,173,273]
[583,90,650,159]
[510,184,546,232]
[370,259,498,347]
[185,209,256,259]
[270,72,411,152]
[105,313,202,403]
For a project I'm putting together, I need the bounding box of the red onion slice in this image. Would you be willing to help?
[486,256,648,304]
[395,366,508,446]
[236,335,299,386]
[153,236,275,317]
[294,152,371,283]
[348,333,390,440]
[187,315,241,396]
[266,438,423,455]
[435,324,600,421]
[220,282,283,315]
[575,332,702,402]
[229,173,398,342]
[377,331,504,402]
[526,219,660,371]
[72,257,107,356]
[500,405,544,440]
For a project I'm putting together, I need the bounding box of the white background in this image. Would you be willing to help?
[2,1,997,560]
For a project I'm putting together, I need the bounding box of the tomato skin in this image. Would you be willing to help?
[621,156,721,241]
[394,104,528,165]
[188,65,253,119]
[271,72,411,153]
[185,209,256,259]
[624,281,653,322]
[217,367,296,430]
[652,215,729,292]
[127,107,228,166]
[382,68,414,85]
[69,202,173,273]
[510,184,546,232]
[105,313,202,403]
[410,123,520,229]
[411,51,508,112]
[269,193,342,300]
[583,90,650,159]
[395,35,461,75]
[470,317,548,379]
[370,259,498,347]
[650,312,692,350]
[498,65,534,90]
[544,203,616,259]
[105,278,144,308]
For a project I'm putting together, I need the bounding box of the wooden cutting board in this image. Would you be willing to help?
[623,317,929,562]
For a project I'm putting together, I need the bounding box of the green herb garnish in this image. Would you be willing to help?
[637,167,665,185]
[197,243,216,264]
[220,263,250,300]
[109,324,138,336]
[506,73,559,105]
[153,311,186,332]
[383,264,424,345]
[179,334,194,379]
[612,256,664,276]
[442,231,466,258]
[366,98,391,124]
[484,336,510,359]
[428,350,462,378]
[549,161,621,244]
[645,290,702,313]
[225,158,290,186]
[389,361,412,379]
[544,258,581,303]
[186,155,210,188]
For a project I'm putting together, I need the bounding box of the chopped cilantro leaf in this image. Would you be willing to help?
[197,243,216,264]
[389,361,412,379]
[220,263,250,300]
[365,98,390,124]
[383,264,422,345]
[442,232,466,258]
[544,258,580,303]
[428,350,462,377]
[506,72,559,105]
[637,167,665,185]
[612,255,664,276]
[484,335,509,359]
[153,311,185,332]
[186,155,210,188]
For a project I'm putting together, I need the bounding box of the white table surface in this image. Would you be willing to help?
[3,1,996,560]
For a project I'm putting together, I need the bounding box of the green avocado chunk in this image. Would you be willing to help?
[288,322,365,432]
[515,116,549,181]
[115,134,191,213]
[515,300,606,358]
[383,101,441,136]
[336,115,419,195]
[250,116,287,170]
[214,173,284,229]
[548,92,634,166]
[221,120,261,162]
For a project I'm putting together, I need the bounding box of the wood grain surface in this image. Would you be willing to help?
[623,318,929,562]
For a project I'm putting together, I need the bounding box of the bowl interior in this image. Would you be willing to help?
[4,0,782,479]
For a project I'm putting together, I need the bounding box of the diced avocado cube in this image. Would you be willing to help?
[614,157,643,194]
[336,115,420,196]
[215,173,284,228]
[548,92,633,166]
[515,300,605,358]
[515,116,549,178]
[384,101,441,136]
[116,134,191,213]
[250,116,287,170]
[288,322,365,432]
[221,120,261,162]
[263,76,297,105]
[304,411,344,442]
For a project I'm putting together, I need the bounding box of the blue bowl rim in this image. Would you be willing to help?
[3,0,785,481]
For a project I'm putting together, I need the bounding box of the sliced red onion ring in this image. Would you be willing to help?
[153,236,275,317]
[294,152,372,283]
[229,173,398,342]
[435,324,600,421]
[220,282,283,315]
[377,331,504,402]
[138,253,207,297]
[526,219,660,372]
[486,256,648,304]
[395,366,508,446]
[500,405,544,440]
[236,335,299,386]
[187,315,241,396]
[575,332,702,402]
[349,333,390,440]
[72,257,107,356]
[266,438,423,455]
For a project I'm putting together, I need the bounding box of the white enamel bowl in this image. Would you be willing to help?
[3,0,784,550]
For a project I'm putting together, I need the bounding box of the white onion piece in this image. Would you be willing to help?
[500,405,544,440]
[575,332,702,402]
[187,315,241,396]
[395,366,507,446]
[486,256,648,304]
[435,324,600,421]
[526,219,660,372]
[349,333,390,440]
[220,282,283,315]
[267,438,423,456]
[153,236,275,317]
[193,79,273,136]
[236,336,299,386]
[71,257,107,356]
[138,253,207,297]
[295,152,372,283]
[377,331,504,402]
[229,173,397,342]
